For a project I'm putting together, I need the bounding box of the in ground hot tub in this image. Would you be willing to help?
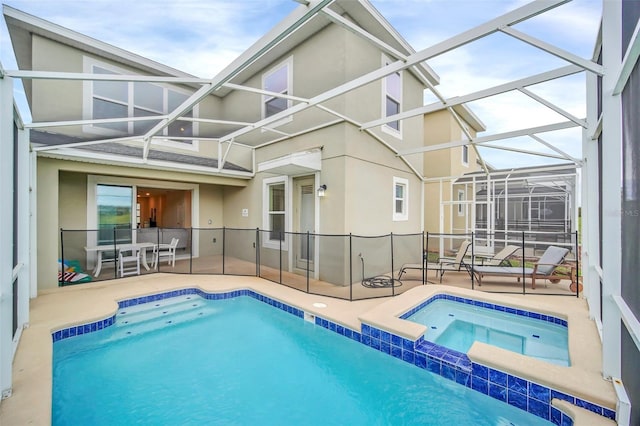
[403,295,569,366]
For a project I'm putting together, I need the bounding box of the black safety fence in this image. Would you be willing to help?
[59,227,580,300]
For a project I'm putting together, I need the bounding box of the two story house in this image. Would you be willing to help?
[4,0,481,290]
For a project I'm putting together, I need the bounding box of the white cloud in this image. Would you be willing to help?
[2,0,295,77]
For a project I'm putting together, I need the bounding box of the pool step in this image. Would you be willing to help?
[111,295,215,339]
[115,295,204,326]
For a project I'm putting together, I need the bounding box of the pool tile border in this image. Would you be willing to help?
[51,287,303,343]
[50,288,615,425]
[399,293,569,328]
[353,320,615,424]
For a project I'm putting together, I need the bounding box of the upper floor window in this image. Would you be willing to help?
[462,144,469,166]
[84,58,198,148]
[262,57,292,120]
[382,56,402,137]
[393,177,408,221]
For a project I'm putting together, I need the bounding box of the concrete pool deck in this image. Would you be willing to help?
[0,274,616,425]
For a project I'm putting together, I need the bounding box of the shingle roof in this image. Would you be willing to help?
[30,130,249,172]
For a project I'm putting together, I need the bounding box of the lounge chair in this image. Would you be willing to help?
[398,240,471,283]
[472,245,574,289]
[473,245,521,267]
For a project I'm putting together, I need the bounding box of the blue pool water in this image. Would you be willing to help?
[53,295,554,425]
[406,299,569,366]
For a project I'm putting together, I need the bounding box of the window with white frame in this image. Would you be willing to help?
[263,177,288,246]
[393,177,409,221]
[84,58,198,146]
[262,57,292,120]
[462,144,469,166]
[382,56,402,136]
[457,190,465,216]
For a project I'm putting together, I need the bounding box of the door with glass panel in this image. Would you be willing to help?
[293,177,315,272]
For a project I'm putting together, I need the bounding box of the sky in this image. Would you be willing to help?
[0,0,602,169]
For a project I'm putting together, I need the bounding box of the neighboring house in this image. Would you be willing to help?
[4,1,448,290]
[421,109,485,251]
[420,110,576,254]
[461,165,576,235]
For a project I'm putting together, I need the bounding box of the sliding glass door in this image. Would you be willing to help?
[96,184,133,245]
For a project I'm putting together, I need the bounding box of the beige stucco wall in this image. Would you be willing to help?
[197,184,224,257]
[30,35,222,159]
[37,159,60,292]
[423,110,482,239]
[343,26,425,176]
[31,36,83,123]
[220,118,423,285]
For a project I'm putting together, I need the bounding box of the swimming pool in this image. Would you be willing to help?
[53,292,555,425]
[404,297,569,366]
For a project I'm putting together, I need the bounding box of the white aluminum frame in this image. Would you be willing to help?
[4,0,587,181]
[0,69,14,400]
[600,0,623,380]
[0,74,31,400]
[5,1,636,413]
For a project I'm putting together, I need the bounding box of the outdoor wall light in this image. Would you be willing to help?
[317,184,327,197]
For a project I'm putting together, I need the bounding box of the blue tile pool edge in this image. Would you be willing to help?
[399,293,569,328]
[51,287,304,343]
[356,320,616,424]
[50,288,615,424]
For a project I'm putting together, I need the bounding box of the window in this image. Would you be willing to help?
[263,177,288,247]
[462,145,469,166]
[393,177,409,221]
[96,184,133,245]
[262,57,292,122]
[84,58,198,147]
[382,56,402,136]
[457,190,465,216]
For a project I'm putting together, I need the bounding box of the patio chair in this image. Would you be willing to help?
[472,245,574,289]
[398,240,471,283]
[472,245,521,267]
[153,237,179,268]
[118,245,141,277]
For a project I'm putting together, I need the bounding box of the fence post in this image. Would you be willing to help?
[256,228,260,277]
[521,231,526,295]
[189,227,194,274]
[349,233,353,302]
[575,230,580,298]
[279,231,282,284]
[390,232,395,296]
[471,231,475,290]
[422,231,426,286]
[59,228,65,286]
[306,231,310,293]
[156,226,160,272]
[222,227,226,275]
[113,227,118,279]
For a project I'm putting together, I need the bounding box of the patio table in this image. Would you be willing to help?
[84,242,155,277]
